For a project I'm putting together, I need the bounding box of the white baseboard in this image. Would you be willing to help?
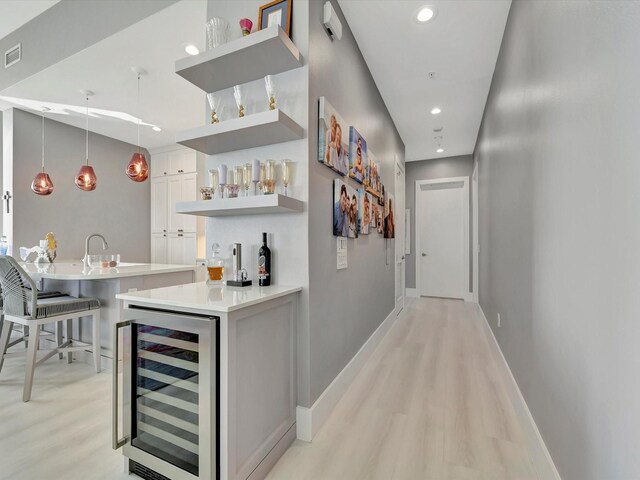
[477,305,561,480]
[405,288,419,298]
[297,308,399,442]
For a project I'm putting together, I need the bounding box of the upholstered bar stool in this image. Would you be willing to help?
[0,256,101,402]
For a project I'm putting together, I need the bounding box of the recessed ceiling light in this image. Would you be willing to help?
[185,44,200,56]
[431,107,441,115]
[416,6,436,23]
[437,148,444,153]
[152,126,162,132]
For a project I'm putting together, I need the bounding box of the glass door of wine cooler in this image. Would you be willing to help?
[132,324,201,476]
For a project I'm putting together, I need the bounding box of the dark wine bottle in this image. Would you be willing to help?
[258,232,271,286]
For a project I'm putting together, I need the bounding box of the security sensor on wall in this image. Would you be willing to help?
[323,1,342,41]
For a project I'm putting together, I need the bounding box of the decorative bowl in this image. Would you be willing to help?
[87,254,120,268]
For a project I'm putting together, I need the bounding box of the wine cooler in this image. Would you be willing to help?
[113,307,218,480]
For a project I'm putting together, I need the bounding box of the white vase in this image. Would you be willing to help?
[206,17,229,49]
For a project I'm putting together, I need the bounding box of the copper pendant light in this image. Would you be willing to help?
[126,68,149,182]
[75,91,97,191]
[31,107,54,196]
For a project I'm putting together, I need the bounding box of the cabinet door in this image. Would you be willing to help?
[181,150,197,174]
[150,177,168,233]
[181,173,198,233]
[152,152,169,178]
[167,233,183,264]
[182,232,197,265]
[167,176,183,233]
[150,233,167,264]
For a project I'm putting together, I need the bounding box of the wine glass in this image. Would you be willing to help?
[208,168,219,198]
[233,85,246,117]
[218,164,227,198]
[264,159,276,194]
[258,162,266,194]
[206,94,222,124]
[242,163,252,197]
[282,160,292,196]
[265,75,278,110]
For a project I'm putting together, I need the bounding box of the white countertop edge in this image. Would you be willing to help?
[116,284,302,313]
[21,262,197,280]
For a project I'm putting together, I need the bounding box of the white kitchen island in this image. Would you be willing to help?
[22,261,197,364]
[115,283,300,480]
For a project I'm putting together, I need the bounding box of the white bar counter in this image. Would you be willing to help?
[116,282,301,314]
[22,261,196,281]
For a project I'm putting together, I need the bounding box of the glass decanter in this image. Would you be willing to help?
[206,243,225,285]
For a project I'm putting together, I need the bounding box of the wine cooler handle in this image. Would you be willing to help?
[112,319,131,450]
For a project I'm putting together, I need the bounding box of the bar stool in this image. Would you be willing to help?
[0,256,101,402]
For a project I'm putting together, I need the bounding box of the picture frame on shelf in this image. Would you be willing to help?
[318,97,349,176]
[258,0,292,37]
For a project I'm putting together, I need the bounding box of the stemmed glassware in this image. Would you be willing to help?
[233,85,246,117]
[282,160,292,196]
[265,75,278,110]
[264,159,276,194]
[208,168,219,198]
[218,164,227,198]
[258,162,266,194]
[252,159,260,195]
[242,163,252,197]
[206,94,222,124]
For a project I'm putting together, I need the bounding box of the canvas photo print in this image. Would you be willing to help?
[349,127,367,184]
[366,152,381,198]
[384,192,395,239]
[318,97,349,176]
[358,189,372,235]
[333,178,359,239]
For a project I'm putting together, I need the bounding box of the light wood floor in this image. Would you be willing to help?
[266,298,541,480]
[0,298,541,480]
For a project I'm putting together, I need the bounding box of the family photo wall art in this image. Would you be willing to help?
[333,178,359,239]
[318,97,349,176]
[366,152,381,198]
[349,127,367,184]
[384,192,396,239]
[358,189,373,235]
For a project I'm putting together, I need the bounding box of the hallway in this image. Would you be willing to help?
[267,298,542,480]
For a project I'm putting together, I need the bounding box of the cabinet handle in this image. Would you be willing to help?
[163,234,166,237]
[164,172,167,175]
[178,229,183,232]
[178,233,184,237]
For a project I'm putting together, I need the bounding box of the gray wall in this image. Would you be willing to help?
[6,109,150,261]
[0,113,2,238]
[475,1,640,479]
[405,155,473,290]
[0,0,177,91]
[307,0,404,404]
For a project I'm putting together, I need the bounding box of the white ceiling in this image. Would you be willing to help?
[0,0,206,150]
[0,0,60,40]
[338,0,511,161]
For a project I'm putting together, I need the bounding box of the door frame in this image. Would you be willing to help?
[394,157,406,316]
[472,161,479,303]
[415,176,472,301]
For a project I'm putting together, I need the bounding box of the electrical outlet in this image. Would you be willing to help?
[497,313,501,327]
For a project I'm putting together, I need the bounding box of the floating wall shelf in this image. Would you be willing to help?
[175,109,304,155]
[175,26,303,93]
[176,194,304,217]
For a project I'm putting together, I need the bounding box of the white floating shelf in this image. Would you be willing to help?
[175,26,303,93]
[176,194,304,217]
[175,109,304,155]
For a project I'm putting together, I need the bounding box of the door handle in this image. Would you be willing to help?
[112,320,131,450]
[422,253,427,257]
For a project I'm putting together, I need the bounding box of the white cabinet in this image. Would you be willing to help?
[151,177,168,233]
[167,232,196,265]
[151,233,168,264]
[152,153,170,177]
[167,173,197,233]
[152,149,196,178]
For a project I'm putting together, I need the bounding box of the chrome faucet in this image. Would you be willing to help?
[83,234,108,267]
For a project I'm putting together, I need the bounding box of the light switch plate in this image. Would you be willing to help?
[337,237,347,270]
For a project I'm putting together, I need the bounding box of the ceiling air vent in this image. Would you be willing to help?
[5,43,21,68]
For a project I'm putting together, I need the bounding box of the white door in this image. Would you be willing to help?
[394,159,405,315]
[181,173,198,233]
[182,232,197,265]
[167,176,183,232]
[151,233,168,264]
[417,177,469,300]
[167,233,183,264]
[152,152,169,178]
[151,177,168,233]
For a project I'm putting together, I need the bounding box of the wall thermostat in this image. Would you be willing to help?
[323,1,343,41]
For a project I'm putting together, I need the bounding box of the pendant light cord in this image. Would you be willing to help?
[85,95,89,165]
[137,74,141,153]
[41,109,45,171]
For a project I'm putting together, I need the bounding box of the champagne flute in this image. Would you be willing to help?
[233,85,246,117]
[252,159,260,195]
[243,163,252,197]
[264,159,276,194]
[258,162,266,194]
[265,75,277,110]
[282,160,292,196]
[208,168,219,198]
[206,94,222,123]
